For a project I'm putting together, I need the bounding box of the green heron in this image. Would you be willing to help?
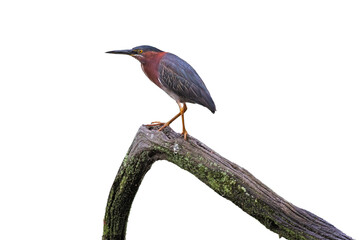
[106,45,216,140]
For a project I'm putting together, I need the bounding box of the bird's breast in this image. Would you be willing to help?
[141,52,167,89]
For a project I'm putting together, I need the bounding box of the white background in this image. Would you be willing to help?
[0,1,359,239]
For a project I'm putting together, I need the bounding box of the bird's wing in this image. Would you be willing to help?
[158,53,216,113]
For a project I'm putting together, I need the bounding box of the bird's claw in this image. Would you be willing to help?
[146,121,165,127]
[181,130,188,140]
[151,121,164,124]
[146,121,170,132]
[158,123,169,132]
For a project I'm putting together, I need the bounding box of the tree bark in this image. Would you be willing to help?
[103,125,353,240]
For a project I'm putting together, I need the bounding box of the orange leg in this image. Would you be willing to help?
[158,111,182,131]
[157,102,188,139]
[150,102,188,140]
[179,103,188,140]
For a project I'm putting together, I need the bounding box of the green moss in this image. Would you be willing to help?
[122,153,129,165]
[119,175,128,192]
[103,221,110,236]
[207,175,221,192]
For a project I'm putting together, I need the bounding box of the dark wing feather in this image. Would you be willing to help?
[158,53,216,113]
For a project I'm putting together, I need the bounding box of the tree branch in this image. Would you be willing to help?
[103,125,353,240]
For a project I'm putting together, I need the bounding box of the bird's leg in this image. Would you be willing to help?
[157,112,181,131]
[151,102,188,140]
[158,101,187,132]
[180,103,188,140]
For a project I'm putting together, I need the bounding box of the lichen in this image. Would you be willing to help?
[173,143,180,154]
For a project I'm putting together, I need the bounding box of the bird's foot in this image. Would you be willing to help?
[158,122,169,131]
[146,121,165,127]
[181,130,188,140]
[146,121,170,131]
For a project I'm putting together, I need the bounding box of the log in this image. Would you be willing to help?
[103,125,353,240]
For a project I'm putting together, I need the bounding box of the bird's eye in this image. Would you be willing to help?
[138,50,143,54]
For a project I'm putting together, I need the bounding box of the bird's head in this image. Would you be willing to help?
[106,45,163,62]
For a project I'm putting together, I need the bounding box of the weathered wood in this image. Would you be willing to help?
[103,125,353,240]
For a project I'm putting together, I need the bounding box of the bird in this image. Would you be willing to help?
[106,45,216,140]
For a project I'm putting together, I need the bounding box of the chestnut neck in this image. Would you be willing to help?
[135,51,167,88]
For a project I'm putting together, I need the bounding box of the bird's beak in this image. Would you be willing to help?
[106,49,133,55]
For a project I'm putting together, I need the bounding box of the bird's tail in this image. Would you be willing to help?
[207,98,216,113]
[201,92,216,113]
